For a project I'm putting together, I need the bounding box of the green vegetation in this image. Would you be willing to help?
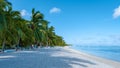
[0,0,67,52]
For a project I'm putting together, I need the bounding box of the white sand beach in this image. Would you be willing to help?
[0,47,120,68]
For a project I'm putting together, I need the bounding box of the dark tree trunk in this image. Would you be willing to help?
[16,38,20,51]
[2,39,6,52]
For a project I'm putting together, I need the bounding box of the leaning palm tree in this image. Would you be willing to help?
[0,5,28,52]
[29,8,45,47]
[0,0,12,52]
[14,18,29,50]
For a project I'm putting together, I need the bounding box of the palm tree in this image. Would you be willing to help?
[29,8,44,47]
[14,18,33,50]
[0,4,29,51]
[40,20,49,46]
[0,0,12,52]
[47,26,56,46]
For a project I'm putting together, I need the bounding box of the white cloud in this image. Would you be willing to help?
[49,7,61,14]
[20,9,30,16]
[113,6,120,18]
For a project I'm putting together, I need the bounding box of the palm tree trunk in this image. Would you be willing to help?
[46,43,48,47]
[46,34,49,47]
[40,42,42,48]
[16,38,20,51]
[2,38,6,52]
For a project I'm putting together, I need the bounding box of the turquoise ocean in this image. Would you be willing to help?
[71,45,120,62]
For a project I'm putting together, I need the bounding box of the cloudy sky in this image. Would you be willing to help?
[10,0,120,45]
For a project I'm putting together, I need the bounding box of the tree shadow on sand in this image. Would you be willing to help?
[37,48,96,68]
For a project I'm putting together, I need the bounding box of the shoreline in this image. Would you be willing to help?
[64,46,120,68]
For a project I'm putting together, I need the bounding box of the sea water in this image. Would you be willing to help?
[71,45,120,62]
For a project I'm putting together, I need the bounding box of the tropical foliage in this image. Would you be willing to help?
[0,0,67,52]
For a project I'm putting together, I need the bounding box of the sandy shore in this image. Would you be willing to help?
[0,47,120,68]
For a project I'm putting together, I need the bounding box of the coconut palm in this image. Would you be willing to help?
[47,26,56,46]
[40,20,49,46]
[29,8,45,47]
[15,18,35,50]
[0,0,12,52]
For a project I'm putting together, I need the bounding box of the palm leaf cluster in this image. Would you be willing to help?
[0,0,67,52]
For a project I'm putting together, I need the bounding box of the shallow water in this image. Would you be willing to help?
[71,45,120,62]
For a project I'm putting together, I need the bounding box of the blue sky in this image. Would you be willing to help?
[10,0,120,45]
